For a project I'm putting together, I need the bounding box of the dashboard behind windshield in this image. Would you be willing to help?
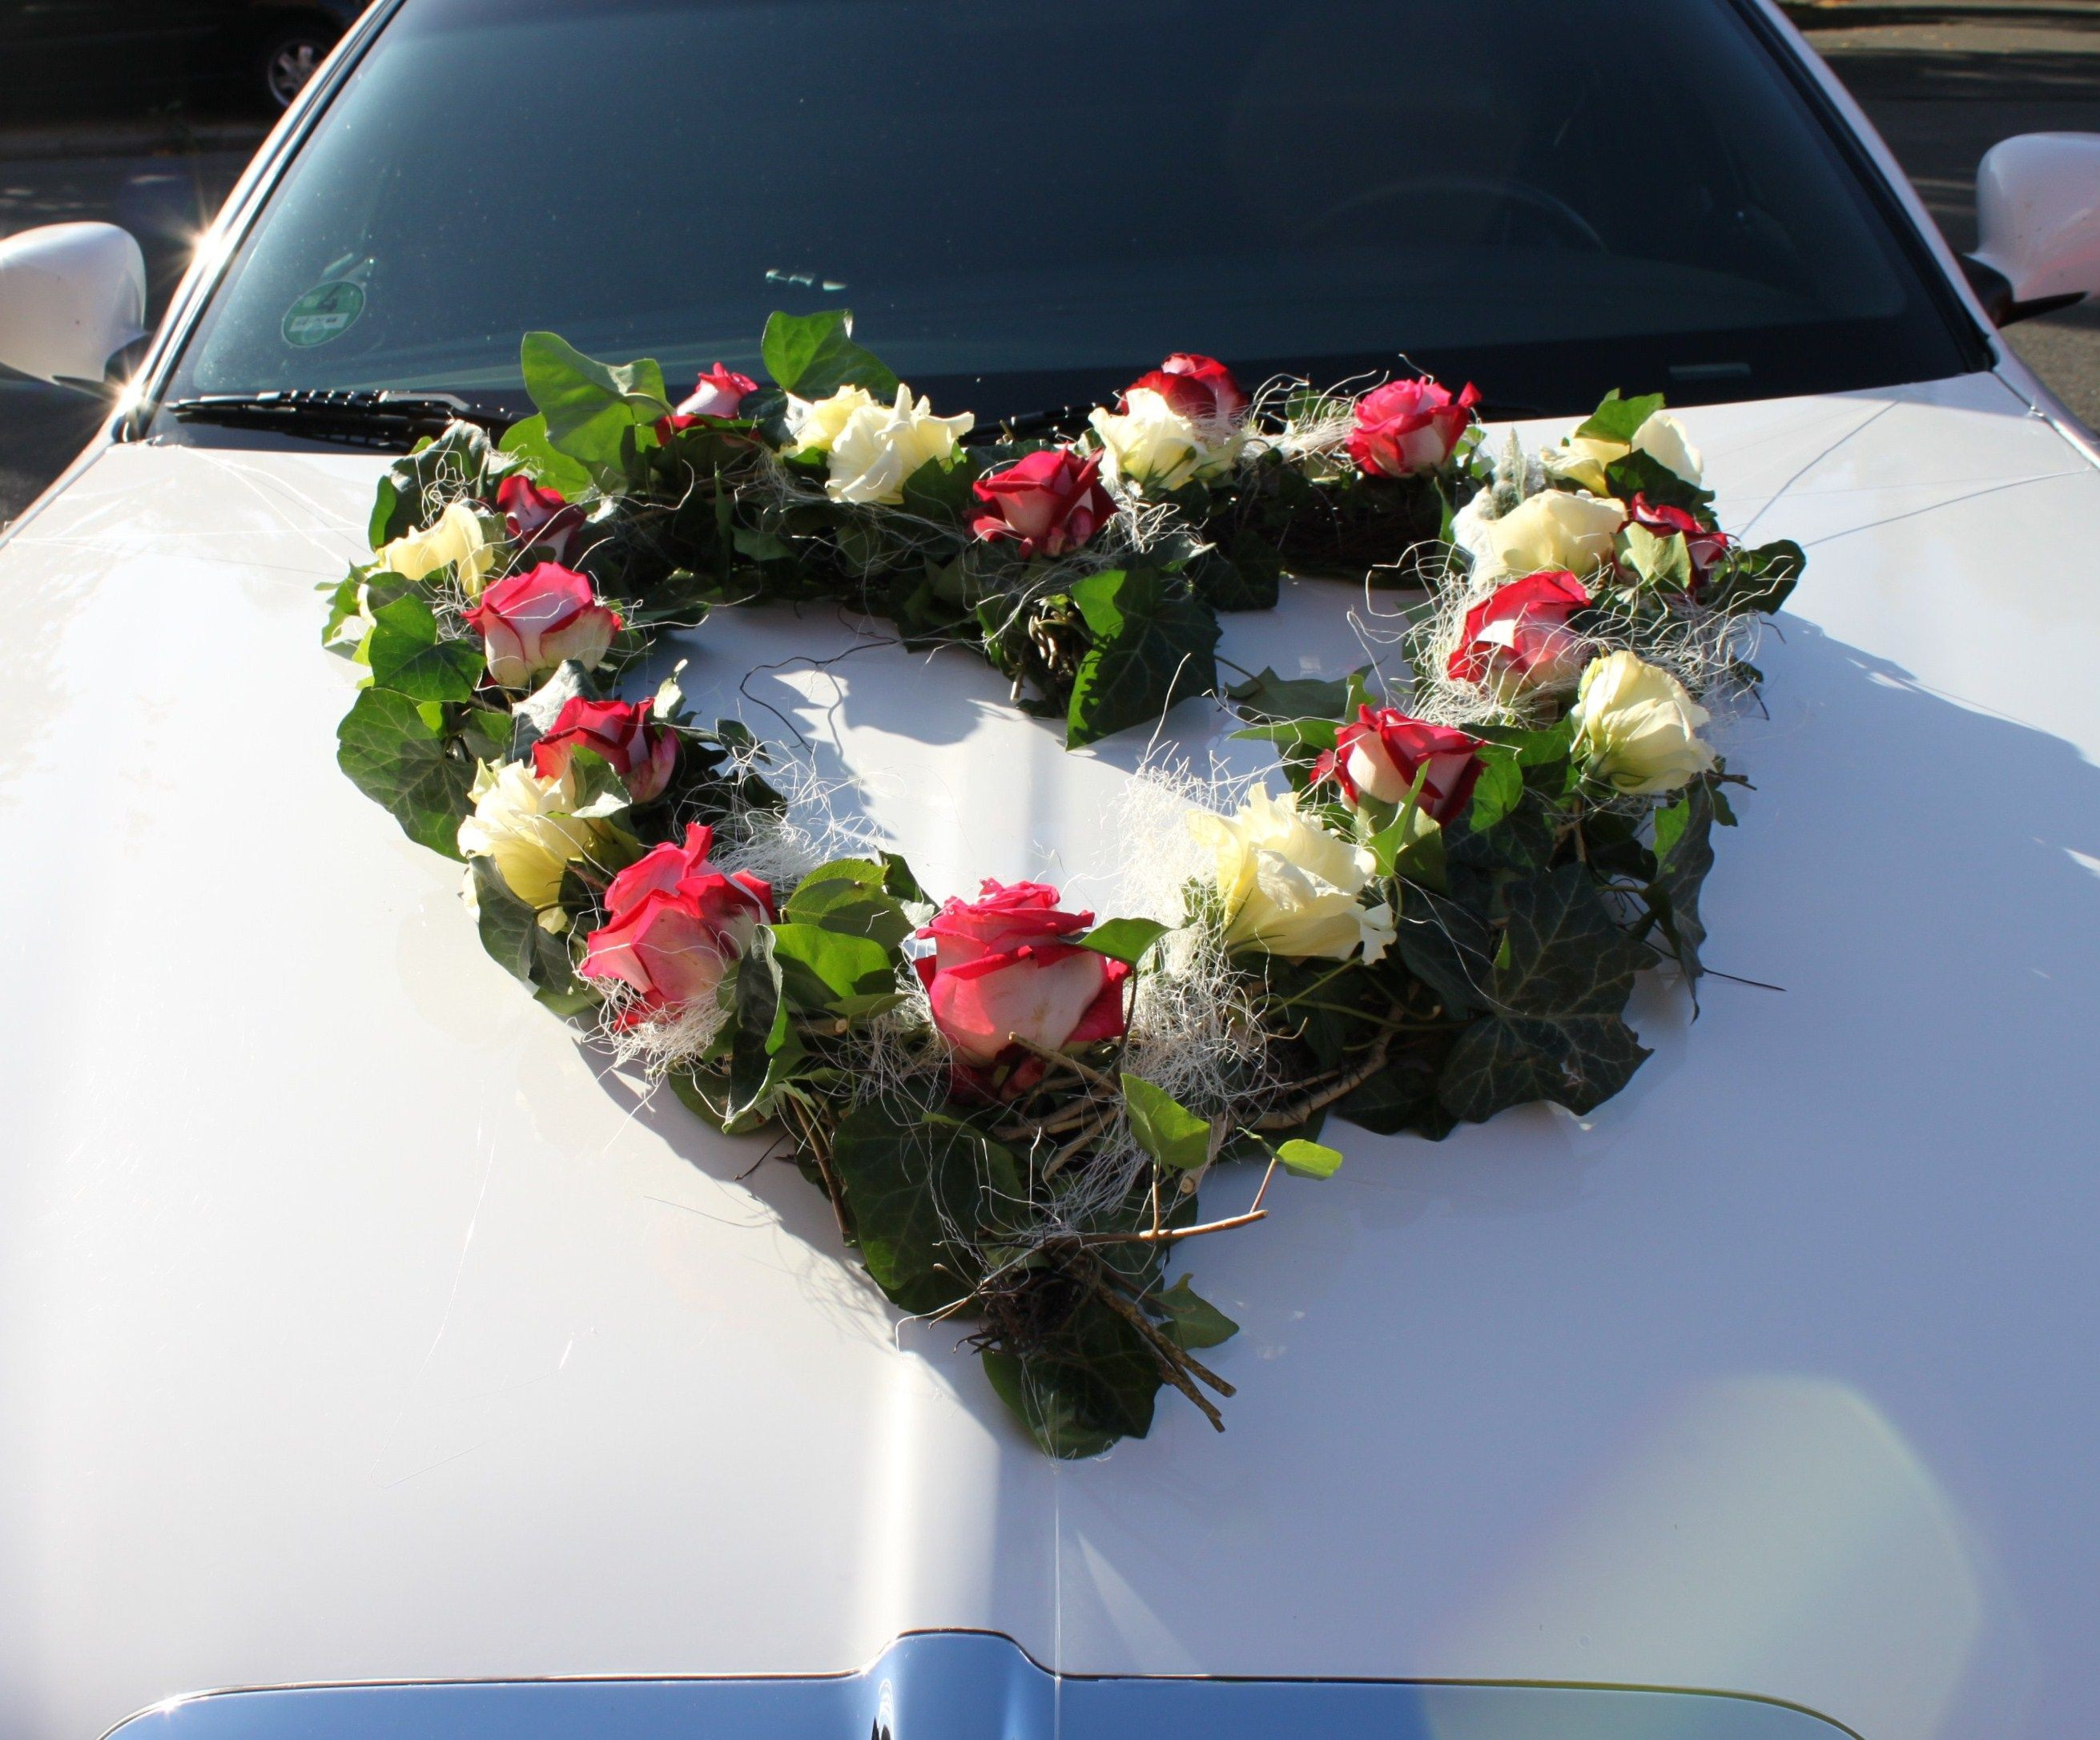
[159,0,1980,422]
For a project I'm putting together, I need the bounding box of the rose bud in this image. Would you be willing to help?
[495,473,584,562]
[1445,570,1593,699]
[914,880,1128,1098]
[654,362,759,441]
[1185,789,1394,963]
[1543,408,1704,494]
[1460,488,1623,584]
[530,695,678,804]
[1088,353,1249,491]
[1318,707,1484,822]
[1127,352,1249,429]
[969,448,1115,558]
[1346,377,1480,478]
[375,498,497,594]
[578,823,774,1014]
[1569,650,1716,795]
[1624,493,1733,590]
[463,562,622,691]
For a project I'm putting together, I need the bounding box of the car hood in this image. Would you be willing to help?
[2,369,2096,1740]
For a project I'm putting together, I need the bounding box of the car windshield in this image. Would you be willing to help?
[157,0,1977,424]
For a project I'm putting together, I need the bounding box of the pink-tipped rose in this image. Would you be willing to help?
[530,695,678,804]
[1625,493,1733,590]
[915,880,1128,1099]
[968,448,1115,558]
[1121,352,1248,432]
[463,562,622,690]
[655,363,758,440]
[495,474,584,561]
[1445,570,1592,697]
[1319,707,1485,822]
[1347,377,1480,479]
[579,823,774,1014]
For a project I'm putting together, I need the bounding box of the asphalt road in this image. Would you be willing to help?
[1807,6,2100,417]
[3,14,2099,525]
[0,131,255,523]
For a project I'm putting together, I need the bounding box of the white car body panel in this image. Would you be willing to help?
[2,369,2097,1740]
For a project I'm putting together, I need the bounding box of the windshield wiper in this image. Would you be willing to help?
[165,389,509,450]
[961,404,1096,445]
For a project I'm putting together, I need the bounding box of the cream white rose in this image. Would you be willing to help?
[1088,387,1245,492]
[376,499,498,595]
[1187,787,1394,963]
[457,760,609,920]
[1462,488,1624,583]
[787,384,877,456]
[821,384,975,505]
[1569,651,1716,795]
[1541,409,1704,493]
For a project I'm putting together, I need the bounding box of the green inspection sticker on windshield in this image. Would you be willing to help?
[282,280,365,348]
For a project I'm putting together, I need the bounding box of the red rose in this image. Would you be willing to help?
[1446,570,1592,696]
[578,823,774,1013]
[968,448,1115,558]
[1318,707,1484,821]
[1120,352,1248,432]
[463,562,622,690]
[1625,493,1733,589]
[915,880,1128,1098]
[530,695,678,804]
[495,474,583,561]
[1346,377,1480,479]
[654,363,758,441]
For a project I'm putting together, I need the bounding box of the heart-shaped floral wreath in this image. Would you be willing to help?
[324,311,1802,1456]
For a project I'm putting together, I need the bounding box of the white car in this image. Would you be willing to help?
[3,3,2098,1738]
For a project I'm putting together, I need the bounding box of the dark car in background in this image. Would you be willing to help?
[0,0,366,111]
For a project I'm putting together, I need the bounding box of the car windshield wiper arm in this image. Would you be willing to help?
[961,404,1096,445]
[165,389,509,450]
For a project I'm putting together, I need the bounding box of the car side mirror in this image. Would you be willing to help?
[0,221,147,388]
[1964,132,2100,327]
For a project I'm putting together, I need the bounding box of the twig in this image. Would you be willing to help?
[1091,1263,1237,1398]
[782,1095,853,1248]
[1043,1103,1119,1177]
[1252,1025,1395,1130]
[1082,1206,1268,1246]
[1088,1279,1227,1430]
[1004,1031,1120,1094]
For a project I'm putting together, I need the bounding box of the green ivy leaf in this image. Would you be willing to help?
[364,595,484,703]
[1645,780,1716,976]
[1275,1138,1344,1178]
[830,1100,1019,1313]
[497,413,593,499]
[1226,666,1356,722]
[1619,522,1694,594]
[1605,449,1715,517]
[1574,389,1666,445]
[769,921,900,1013]
[1120,1073,1213,1170]
[1151,1275,1239,1350]
[336,687,474,857]
[725,928,794,1123]
[367,422,498,549]
[520,331,671,473]
[758,308,899,400]
[1707,538,1804,616]
[1438,865,1651,1122]
[981,1293,1161,1457]
[1466,753,1524,832]
[1065,567,1221,747]
[784,861,915,950]
[1077,917,1169,966]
